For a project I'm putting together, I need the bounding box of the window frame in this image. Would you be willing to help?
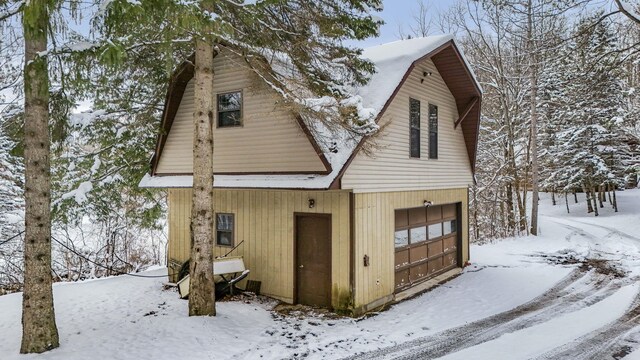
[428,103,438,159]
[216,90,243,128]
[409,97,421,158]
[215,213,235,247]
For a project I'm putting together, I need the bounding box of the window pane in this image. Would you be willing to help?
[410,98,420,128]
[217,214,233,231]
[410,98,420,158]
[428,223,442,239]
[429,132,438,159]
[395,229,409,248]
[429,104,438,159]
[217,231,233,246]
[443,220,452,235]
[218,110,242,127]
[410,226,427,244]
[451,219,457,233]
[218,92,242,112]
[410,128,420,158]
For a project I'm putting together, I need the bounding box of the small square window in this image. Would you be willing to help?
[444,219,457,235]
[217,92,242,127]
[216,213,234,247]
[428,223,442,239]
[394,229,409,248]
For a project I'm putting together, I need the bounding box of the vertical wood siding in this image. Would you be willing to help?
[156,49,325,174]
[342,58,474,193]
[167,188,351,308]
[353,188,469,308]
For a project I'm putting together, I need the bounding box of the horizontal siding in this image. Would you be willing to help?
[157,49,326,174]
[167,188,351,308]
[342,58,473,193]
[353,188,469,308]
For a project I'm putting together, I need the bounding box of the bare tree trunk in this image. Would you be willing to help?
[21,0,60,353]
[506,184,515,234]
[598,185,604,208]
[591,187,599,217]
[565,192,570,214]
[551,190,556,206]
[583,184,594,213]
[188,38,216,317]
[573,191,578,203]
[612,186,618,212]
[607,184,613,205]
[528,0,540,236]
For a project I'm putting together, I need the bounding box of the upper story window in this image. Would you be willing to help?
[429,104,438,159]
[409,98,421,158]
[217,91,242,128]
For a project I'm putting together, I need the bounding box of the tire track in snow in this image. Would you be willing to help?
[532,290,640,360]
[344,268,620,360]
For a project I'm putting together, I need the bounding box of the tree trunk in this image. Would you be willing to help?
[583,184,593,213]
[551,190,556,206]
[188,38,216,317]
[506,184,515,234]
[565,192,570,214]
[573,191,578,204]
[528,0,540,236]
[591,187,599,216]
[21,0,60,353]
[607,184,613,205]
[613,186,618,212]
[598,185,604,208]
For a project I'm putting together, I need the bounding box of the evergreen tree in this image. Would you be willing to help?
[20,0,60,352]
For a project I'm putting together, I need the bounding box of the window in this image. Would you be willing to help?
[429,104,438,159]
[444,219,457,235]
[394,229,409,248]
[410,226,427,244]
[216,213,234,247]
[428,223,442,239]
[217,91,242,127]
[409,98,420,158]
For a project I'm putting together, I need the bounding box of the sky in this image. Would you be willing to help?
[356,0,459,47]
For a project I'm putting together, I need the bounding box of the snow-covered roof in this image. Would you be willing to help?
[140,35,481,189]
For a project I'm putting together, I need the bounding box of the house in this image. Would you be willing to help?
[139,34,481,316]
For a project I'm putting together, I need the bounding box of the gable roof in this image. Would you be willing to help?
[140,35,482,189]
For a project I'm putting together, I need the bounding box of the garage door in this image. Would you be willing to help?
[394,203,460,292]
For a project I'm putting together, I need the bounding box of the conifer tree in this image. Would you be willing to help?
[20,0,60,352]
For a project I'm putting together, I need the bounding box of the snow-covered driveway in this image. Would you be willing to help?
[1,191,640,360]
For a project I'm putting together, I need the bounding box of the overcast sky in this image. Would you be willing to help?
[356,0,458,47]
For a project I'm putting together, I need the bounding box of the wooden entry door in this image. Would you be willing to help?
[295,214,331,308]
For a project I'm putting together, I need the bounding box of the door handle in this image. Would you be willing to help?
[299,264,304,268]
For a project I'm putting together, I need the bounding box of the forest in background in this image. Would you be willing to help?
[1,0,639,294]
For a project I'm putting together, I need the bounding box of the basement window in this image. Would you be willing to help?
[216,213,234,247]
[409,98,420,158]
[217,91,242,128]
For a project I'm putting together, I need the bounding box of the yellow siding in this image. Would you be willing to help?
[167,188,351,309]
[353,188,469,308]
[156,49,326,174]
[342,58,474,193]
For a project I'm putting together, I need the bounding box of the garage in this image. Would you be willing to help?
[394,203,461,292]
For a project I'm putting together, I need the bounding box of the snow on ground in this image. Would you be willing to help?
[1,190,640,360]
